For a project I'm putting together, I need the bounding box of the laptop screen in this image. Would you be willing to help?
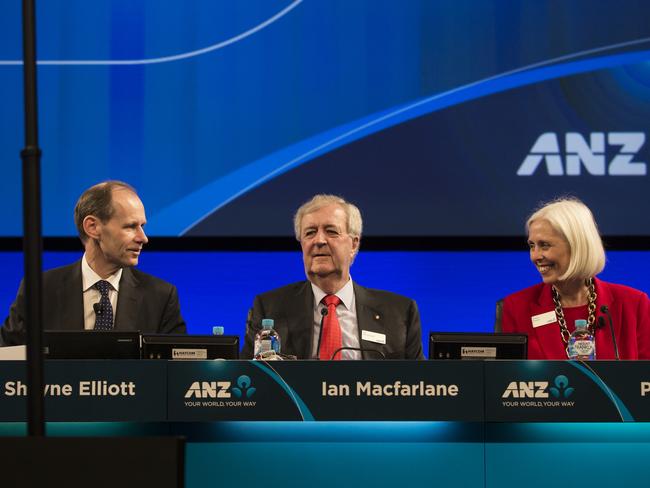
[141,334,239,360]
[44,330,141,359]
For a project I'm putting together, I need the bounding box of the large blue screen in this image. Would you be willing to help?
[1,1,649,236]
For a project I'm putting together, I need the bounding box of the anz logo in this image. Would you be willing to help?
[184,375,256,399]
[184,381,231,399]
[517,132,646,176]
[502,381,549,399]
[501,375,574,399]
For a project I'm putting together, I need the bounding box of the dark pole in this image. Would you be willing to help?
[21,0,45,436]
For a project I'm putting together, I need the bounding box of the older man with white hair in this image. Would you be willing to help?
[242,194,424,360]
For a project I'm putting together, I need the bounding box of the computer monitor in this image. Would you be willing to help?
[428,332,528,360]
[43,330,141,359]
[141,334,240,360]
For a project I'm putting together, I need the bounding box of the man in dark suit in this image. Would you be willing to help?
[0,181,185,346]
[242,194,423,360]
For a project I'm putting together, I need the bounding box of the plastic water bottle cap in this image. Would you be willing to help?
[574,319,588,328]
[212,326,224,336]
[261,319,274,329]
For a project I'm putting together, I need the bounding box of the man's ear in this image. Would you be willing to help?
[82,215,101,241]
[351,236,360,255]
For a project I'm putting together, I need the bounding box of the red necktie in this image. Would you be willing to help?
[319,295,342,360]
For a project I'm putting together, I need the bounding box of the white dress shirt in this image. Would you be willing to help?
[310,279,361,360]
[81,254,122,330]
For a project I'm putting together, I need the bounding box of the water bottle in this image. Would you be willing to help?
[253,319,281,359]
[568,319,596,360]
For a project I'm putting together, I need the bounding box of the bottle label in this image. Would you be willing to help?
[260,338,272,353]
[573,339,595,357]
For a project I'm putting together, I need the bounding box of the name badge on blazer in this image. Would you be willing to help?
[362,330,386,345]
[531,310,557,328]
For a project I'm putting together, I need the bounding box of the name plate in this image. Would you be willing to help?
[0,360,167,421]
[167,360,484,421]
[485,360,650,422]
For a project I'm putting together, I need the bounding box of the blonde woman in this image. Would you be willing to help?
[502,198,650,359]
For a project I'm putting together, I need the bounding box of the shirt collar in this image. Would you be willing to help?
[81,253,123,292]
[311,278,354,310]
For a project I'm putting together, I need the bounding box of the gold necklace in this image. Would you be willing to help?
[551,278,597,357]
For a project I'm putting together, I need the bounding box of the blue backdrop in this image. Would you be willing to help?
[1,250,648,349]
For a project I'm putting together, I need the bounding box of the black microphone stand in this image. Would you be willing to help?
[600,305,620,360]
[315,307,327,358]
[21,0,45,437]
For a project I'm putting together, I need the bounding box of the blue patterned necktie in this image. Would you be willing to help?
[93,280,114,330]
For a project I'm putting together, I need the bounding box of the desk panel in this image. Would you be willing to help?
[485,423,650,488]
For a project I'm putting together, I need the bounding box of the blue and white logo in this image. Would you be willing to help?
[518,132,647,176]
[548,375,575,399]
[231,375,256,399]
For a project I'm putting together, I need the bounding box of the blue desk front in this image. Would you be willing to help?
[1,360,649,488]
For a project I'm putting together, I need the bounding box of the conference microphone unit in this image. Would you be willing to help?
[315,307,328,359]
[329,346,386,360]
[93,303,102,315]
[600,305,620,360]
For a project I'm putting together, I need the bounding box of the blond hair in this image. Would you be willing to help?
[527,197,605,281]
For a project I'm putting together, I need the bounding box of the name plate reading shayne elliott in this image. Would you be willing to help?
[0,360,167,422]
[4,380,136,397]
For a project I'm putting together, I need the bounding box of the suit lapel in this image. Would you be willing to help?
[529,283,566,359]
[114,268,141,331]
[57,261,85,330]
[293,281,314,359]
[354,283,386,359]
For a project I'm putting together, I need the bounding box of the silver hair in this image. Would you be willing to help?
[527,197,605,281]
[293,194,363,241]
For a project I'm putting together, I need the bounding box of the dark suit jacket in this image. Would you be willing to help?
[241,281,424,359]
[502,277,650,359]
[0,260,186,346]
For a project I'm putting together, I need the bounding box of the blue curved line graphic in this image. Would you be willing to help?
[0,0,302,66]
[147,47,650,235]
[567,362,634,421]
[250,361,315,421]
